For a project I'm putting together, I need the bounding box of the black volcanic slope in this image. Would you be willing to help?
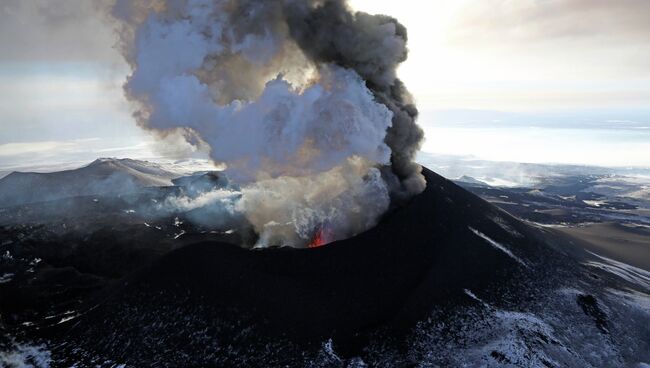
[129,169,537,333]
[2,168,649,367]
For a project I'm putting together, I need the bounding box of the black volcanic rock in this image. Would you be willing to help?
[126,168,536,336]
[34,168,553,362]
[2,167,649,367]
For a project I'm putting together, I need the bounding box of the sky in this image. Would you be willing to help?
[0,0,649,171]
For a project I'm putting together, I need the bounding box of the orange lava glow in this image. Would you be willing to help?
[308,228,327,248]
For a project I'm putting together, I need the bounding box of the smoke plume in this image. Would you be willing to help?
[112,0,425,247]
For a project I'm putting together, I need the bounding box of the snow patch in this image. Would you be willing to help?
[584,251,650,290]
[0,272,14,283]
[469,227,528,268]
[464,289,489,308]
[491,215,524,238]
[606,288,650,313]
[0,342,52,368]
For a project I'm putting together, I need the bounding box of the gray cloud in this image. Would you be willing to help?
[450,0,650,44]
[0,0,118,63]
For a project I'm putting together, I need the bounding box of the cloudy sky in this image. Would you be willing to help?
[1,0,649,171]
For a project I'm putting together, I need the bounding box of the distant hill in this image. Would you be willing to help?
[455,175,489,187]
[0,158,180,207]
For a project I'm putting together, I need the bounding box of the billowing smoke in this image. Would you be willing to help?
[112,0,425,247]
[284,1,425,196]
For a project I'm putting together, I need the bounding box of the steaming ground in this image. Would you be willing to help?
[0,160,649,366]
[0,158,389,248]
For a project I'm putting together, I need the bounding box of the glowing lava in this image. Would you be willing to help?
[308,227,329,248]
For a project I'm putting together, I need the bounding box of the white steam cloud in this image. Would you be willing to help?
[112,0,424,247]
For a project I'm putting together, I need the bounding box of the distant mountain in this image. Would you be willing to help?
[455,175,488,186]
[0,158,180,207]
[418,152,650,189]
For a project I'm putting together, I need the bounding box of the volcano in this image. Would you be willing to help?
[1,166,648,367]
[2,0,648,366]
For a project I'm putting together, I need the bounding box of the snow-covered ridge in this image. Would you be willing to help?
[0,158,190,207]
